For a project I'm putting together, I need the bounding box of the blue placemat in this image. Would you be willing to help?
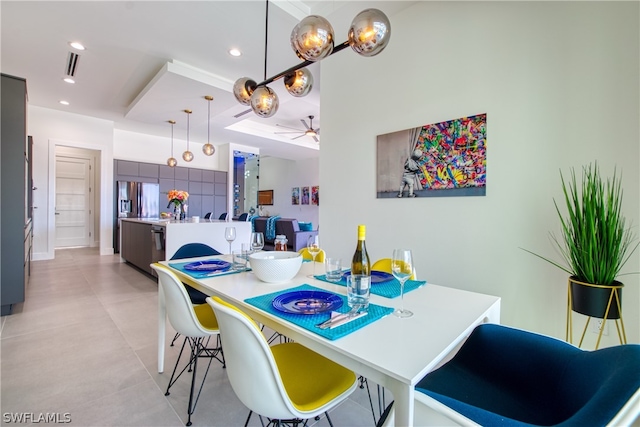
[244,284,393,341]
[314,272,426,299]
[169,260,250,279]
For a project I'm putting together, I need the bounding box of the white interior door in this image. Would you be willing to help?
[55,157,91,248]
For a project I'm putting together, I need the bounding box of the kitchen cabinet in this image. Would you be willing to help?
[1,74,30,315]
[120,220,153,275]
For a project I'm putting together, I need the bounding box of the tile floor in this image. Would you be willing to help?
[1,248,387,426]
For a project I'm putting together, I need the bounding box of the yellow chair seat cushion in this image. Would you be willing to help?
[271,342,356,412]
[193,303,219,331]
[372,258,415,280]
[298,248,326,263]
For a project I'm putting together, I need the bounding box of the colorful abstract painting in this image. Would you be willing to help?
[301,187,310,205]
[311,186,319,205]
[376,113,486,198]
[291,187,300,205]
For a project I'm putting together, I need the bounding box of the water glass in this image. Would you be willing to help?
[347,274,370,310]
[232,250,247,272]
[324,258,343,282]
[250,232,264,252]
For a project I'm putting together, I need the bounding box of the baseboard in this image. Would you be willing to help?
[32,252,54,261]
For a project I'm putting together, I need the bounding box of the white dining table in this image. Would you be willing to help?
[158,257,501,427]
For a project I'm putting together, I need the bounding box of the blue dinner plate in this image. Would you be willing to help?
[342,270,394,284]
[272,290,343,315]
[183,259,231,272]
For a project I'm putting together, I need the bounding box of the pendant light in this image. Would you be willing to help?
[166,120,177,167]
[250,0,278,118]
[202,96,215,156]
[182,109,194,162]
[233,3,390,118]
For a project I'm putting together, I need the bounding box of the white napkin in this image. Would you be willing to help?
[327,310,368,329]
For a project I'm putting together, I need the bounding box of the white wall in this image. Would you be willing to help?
[259,156,319,226]
[113,129,223,171]
[29,106,115,259]
[320,2,639,345]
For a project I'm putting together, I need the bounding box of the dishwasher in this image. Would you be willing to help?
[150,225,166,276]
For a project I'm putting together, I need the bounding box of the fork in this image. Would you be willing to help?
[316,304,362,329]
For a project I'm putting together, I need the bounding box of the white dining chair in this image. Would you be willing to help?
[152,264,225,426]
[207,296,358,426]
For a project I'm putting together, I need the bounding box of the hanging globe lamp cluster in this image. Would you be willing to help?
[165,95,217,168]
[233,5,391,118]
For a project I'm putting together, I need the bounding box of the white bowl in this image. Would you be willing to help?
[249,251,303,283]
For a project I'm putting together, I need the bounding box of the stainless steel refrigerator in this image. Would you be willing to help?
[117,181,159,218]
[115,181,159,253]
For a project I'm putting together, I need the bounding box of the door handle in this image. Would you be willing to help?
[55,212,60,215]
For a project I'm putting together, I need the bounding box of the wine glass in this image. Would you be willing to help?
[225,226,236,255]
[307,235,321,278]
[251,232,264,252]
[392,249,414,318]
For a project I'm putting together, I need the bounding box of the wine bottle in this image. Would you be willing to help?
[352,225,371,275]
[350,225,371,308]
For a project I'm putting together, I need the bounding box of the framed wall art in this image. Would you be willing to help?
[301,186,310,205]
[311,186,319,205]
[376,113,487,198]
[258,189,274,205]
[291,187,300,205]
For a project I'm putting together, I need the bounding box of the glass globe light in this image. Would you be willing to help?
[167,157,177,167]
[202,143,215,156]
[182,150,194,162]
[284,68,314,97]
[250,86,279,118]
[290,15,334,61]
[348,9,391,57]
[233,77,257,105]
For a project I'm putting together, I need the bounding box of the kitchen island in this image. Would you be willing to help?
[119,218,252,274]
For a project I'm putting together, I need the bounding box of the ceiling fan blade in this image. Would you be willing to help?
[275,124,304,131]
[275,131,304,135]
[315,128,320,134]
[313,136,319,143]
[300,119,311,130]
[291,134,306,140]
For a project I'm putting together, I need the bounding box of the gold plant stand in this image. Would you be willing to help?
[566,278,626,350]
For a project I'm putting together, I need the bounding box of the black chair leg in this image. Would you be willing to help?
[171,332,181,346]
[165,337,189,396]
[325,411,334,427]
[185,338,200,426]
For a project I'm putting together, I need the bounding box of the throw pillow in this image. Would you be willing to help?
[299,222,313,231]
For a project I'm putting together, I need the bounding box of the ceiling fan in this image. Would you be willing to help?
[275,115,320,143]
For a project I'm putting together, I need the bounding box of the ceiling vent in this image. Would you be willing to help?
[65,52,80,77]
[233,108,251,119]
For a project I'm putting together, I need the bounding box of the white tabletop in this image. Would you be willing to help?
[160,257,501,426]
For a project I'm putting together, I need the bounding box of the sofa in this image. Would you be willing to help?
[252,217,318,252]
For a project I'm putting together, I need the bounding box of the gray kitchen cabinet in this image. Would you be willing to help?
[120,220,152,275]
[117,160,139,176]
[139,163,159,178]
[1,74,30,315]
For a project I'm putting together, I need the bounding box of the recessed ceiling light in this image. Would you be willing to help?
[69,42,85,51]
[59,100,69,105]
[228,48,242,57]
[63,78,75,84]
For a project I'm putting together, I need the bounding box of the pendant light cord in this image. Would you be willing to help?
[263,0,268,81]
[207,99,211,143]
[186,112,190,150]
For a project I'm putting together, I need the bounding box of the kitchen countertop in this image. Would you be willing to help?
[120,217,228,226]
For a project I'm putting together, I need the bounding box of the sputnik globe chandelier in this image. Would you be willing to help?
[233,1,391,118]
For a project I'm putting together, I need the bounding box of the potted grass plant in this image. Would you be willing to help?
[523,163,638,320]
